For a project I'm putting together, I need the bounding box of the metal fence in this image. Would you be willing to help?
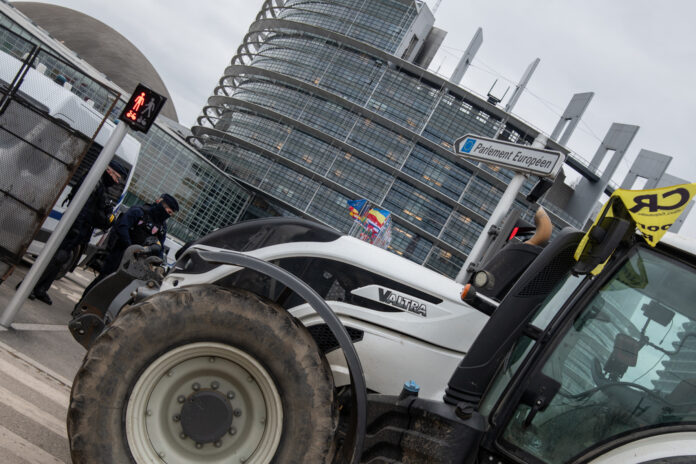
[0,26,120,281]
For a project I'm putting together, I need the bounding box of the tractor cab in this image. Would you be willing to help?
[455,191,696,463]
[477,231,696,463]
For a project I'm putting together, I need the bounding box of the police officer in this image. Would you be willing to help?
[29,160,128,305]
[81,193,179,296]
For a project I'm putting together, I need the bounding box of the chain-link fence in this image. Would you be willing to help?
[0,25,120,281]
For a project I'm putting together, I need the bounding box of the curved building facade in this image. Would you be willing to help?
[191,0,571,277]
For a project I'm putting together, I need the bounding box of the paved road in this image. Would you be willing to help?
[0,341,71,463]
[0,263,92,463]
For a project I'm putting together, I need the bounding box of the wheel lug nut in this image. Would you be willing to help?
[173,414,181,422]
[146,409,152,416]
[234,408,242,417]
[177,395,186,403]
[196,443,203,449]
[211,381,220,390]
[214,440,222,448]
[209,357,215,363]
[227,391,235,399]
[229,426,237,435]
[180,432,187,439]
[158,451,165,458]
[192,382,200,391]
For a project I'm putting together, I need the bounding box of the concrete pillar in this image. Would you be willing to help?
[550,92,594,146]
[450,27,482,85]
[620,149,671,190]
[504,58,540,113]
[564,123,639,225]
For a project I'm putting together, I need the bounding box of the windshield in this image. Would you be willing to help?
[502,247,696,463]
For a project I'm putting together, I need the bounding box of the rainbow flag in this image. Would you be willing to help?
[347,199,368,220]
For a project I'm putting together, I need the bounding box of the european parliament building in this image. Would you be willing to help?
[5,0,657,278]
[190,0,611,277]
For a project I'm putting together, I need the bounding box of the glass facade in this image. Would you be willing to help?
[0,6,252,244]
[192,0,574,278]
[273,0,420,54]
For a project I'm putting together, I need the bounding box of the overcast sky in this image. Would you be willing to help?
[24,0,696,236]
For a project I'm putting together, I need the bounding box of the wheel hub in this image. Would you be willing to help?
[180,390,234,444]
[126,343,283,463]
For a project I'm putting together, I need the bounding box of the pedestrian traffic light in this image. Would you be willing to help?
[118,84,166,133]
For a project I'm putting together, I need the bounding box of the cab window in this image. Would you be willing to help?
[501,248,696,463]
[479,272,582,418]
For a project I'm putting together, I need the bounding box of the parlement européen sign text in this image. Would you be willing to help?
[454,134,565,178]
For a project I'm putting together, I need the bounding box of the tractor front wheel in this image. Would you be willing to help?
[68,285,336,463]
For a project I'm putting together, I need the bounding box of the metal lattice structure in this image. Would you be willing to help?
[0,27,120,280]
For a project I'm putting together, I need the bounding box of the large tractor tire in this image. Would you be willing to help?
[68,285,337,463]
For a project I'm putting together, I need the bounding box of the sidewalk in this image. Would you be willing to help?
[0,262,91,385]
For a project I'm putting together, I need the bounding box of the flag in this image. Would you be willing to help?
[614,184,696,246]
[575,183,696,275]
[347,199,368,220]
[366,208,389,235]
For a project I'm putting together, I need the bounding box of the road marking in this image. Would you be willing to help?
[0,356,69,409]
[0,424,64,464]
[0,385,67,438]
[0,340,73,387]
[10,323,69,332]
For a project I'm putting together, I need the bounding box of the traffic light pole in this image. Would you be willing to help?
[1,121,130,328]
[455,134,548,284]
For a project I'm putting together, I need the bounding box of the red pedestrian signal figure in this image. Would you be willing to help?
[132,92,146,111]
[119,84,167,133]
[125,92,146,121]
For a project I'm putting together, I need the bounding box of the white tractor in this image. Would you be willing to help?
[67,195,696,463]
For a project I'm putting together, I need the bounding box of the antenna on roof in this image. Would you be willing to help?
[486,79,509,106]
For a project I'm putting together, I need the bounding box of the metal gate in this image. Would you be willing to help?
[0,26,120,281]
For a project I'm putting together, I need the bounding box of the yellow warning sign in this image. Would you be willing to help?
[575,183,696,274]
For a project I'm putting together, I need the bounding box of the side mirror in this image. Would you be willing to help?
[573,216,631,275]
[519,373,561,427]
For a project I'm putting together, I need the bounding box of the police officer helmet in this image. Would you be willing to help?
[160,193,179,212]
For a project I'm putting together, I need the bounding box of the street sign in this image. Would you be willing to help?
[454,133,565,178]
[119,83,166,133]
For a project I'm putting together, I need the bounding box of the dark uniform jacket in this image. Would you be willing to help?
[108,204,167,258]
[62,180,112,251]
